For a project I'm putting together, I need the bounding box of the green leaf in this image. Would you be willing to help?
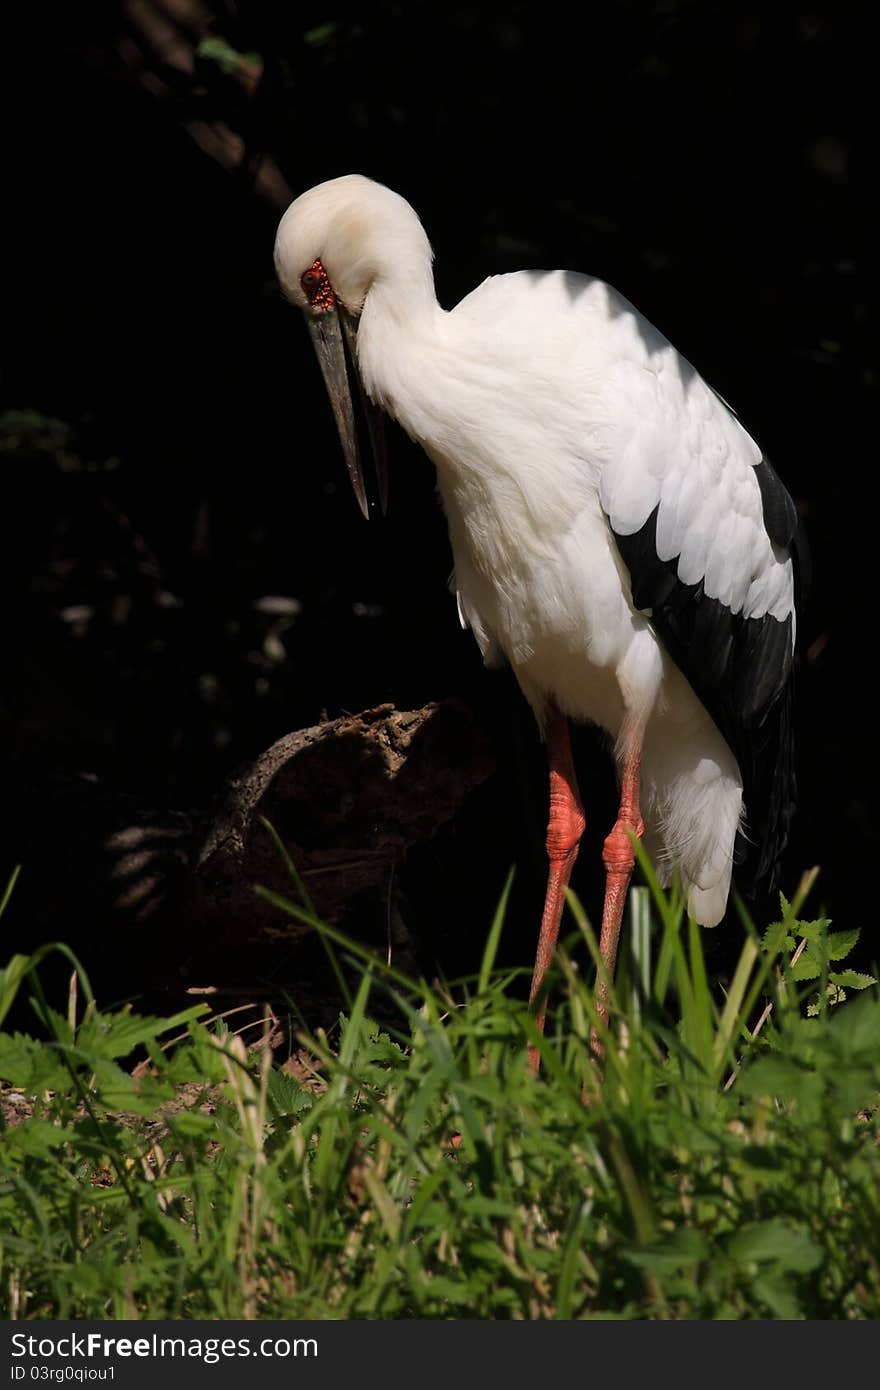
[29,1001,73,1046]
[91,1058,139,1106]
[828,990,880,1050]
[421,1276,472,1305]
[76,1005,208,1061]
[759,919,790,955]
[727,1220,822,1273]
[736,1055,822,1105]
[0,866,21,921]
[791,948,822,982]
[828,1064,877,1114]
[826,928,860,961]
[89,1059,173,1116]
[5,1117,76,1157]
[266,1067,312,1118]
[165,1110,217,1138]
[624,1228,709,1275]
[829,970,876,990]
[752,1271,803,1319]
[0,953,31,1028]
[0,1032,69,1092]
[196,37,261,76]
[168,1027,227,1085]
[789,915,831,942]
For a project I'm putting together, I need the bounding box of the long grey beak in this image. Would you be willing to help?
[306,308,389,519]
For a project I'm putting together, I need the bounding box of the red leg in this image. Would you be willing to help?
[528,704,585,1072]
[594,731,644,1041]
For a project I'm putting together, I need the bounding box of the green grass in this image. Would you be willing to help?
[1,855,879,1320]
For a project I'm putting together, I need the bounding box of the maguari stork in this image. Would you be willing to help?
[274,175,804,1054]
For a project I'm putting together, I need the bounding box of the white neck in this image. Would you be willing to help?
[355,266,448,437]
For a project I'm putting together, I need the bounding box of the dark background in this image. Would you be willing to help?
[2,1,876,1003]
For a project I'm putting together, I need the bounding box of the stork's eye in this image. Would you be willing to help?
[300,257,336,311]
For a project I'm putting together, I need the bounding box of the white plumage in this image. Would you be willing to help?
[275,175,801,1025]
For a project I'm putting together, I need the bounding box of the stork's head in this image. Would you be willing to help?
[274,175,432,517]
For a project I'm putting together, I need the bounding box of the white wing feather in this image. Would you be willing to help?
[595,330,793,625]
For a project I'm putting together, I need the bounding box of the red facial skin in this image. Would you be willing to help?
[300,258,336,312]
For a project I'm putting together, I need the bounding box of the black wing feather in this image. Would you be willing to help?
[612,456,805,898]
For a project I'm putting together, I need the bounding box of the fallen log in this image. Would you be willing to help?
[194,700,496,952]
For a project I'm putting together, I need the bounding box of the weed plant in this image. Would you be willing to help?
[1,853,878,1319]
